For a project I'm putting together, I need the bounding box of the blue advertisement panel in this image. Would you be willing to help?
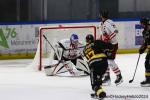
[135,24,143,45]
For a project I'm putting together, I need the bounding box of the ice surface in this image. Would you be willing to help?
[0,54,150,100]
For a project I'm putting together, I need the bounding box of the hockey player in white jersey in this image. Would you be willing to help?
[44,33,90,76]
[99,10,123,85]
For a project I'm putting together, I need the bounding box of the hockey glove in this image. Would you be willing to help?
[139,46,146,54]
[104,49,112,58]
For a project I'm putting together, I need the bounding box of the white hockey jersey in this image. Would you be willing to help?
[100,19,118,44]
[58,39,84,60]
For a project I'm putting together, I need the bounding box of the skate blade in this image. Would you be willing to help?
[91,96,105,100]
[141,84,150,87]
[91,93,106,100]
[102,81,111,86]
[116,79,123,86]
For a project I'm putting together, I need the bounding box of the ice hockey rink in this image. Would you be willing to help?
[0,53,150,100]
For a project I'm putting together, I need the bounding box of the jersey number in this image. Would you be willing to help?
[86,50,95,60]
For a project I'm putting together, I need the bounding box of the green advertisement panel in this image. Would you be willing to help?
[0,25,39,59]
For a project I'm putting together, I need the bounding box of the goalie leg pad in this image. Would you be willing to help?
[44,60,67,76]
[76,59,90,74]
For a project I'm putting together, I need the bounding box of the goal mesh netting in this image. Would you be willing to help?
[30,25,96,71]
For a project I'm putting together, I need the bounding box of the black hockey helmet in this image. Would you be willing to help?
[140,17,149,25]
[86,34,94,44]
[100,10,109,19]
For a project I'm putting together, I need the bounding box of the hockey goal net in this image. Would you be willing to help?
[31,25,96,71]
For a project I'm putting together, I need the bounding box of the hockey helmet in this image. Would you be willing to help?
[70,33,79,44]
[86,34,94,44]
[140,17,149,26]
[100,10,109,19]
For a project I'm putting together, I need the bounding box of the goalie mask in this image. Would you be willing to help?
[86,34,94,44]
[70,33,79,46]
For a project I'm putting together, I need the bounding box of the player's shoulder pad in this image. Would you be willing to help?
[105,19,114,25]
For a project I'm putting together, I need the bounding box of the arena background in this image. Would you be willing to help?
[0,0,150,59]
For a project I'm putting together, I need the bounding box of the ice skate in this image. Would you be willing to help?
[91,89,106,100]
[141,80,150,87]
[115,74,123,86]
[102,75,111,86]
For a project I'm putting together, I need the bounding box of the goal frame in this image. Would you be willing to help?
[38,25,96,71]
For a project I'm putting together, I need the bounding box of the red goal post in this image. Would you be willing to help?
[37,25,96,71]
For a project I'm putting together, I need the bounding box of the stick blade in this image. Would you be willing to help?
[129,80,133,83]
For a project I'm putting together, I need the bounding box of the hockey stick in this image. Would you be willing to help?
[43,35,56,51]
[57,42,67,50]
[129,54,141,83]
[43,35,60,60]
[43,35,63,75]
[58,41,85,50]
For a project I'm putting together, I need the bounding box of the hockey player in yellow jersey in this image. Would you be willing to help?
[83,34,113,99]
[139,17,150,87]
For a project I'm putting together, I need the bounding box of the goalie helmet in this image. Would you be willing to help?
[70,33,79,44]
[86,34,94,44]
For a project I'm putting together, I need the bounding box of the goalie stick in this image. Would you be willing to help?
[57,41,86,58]
[90,93,105,100]
[43,35,76,75]
[57,41,85,50]
[43,35,61,60]
[44,61,71,76]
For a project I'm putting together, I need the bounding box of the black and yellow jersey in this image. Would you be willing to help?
[142,25,150,49]
[83,40,113,62]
